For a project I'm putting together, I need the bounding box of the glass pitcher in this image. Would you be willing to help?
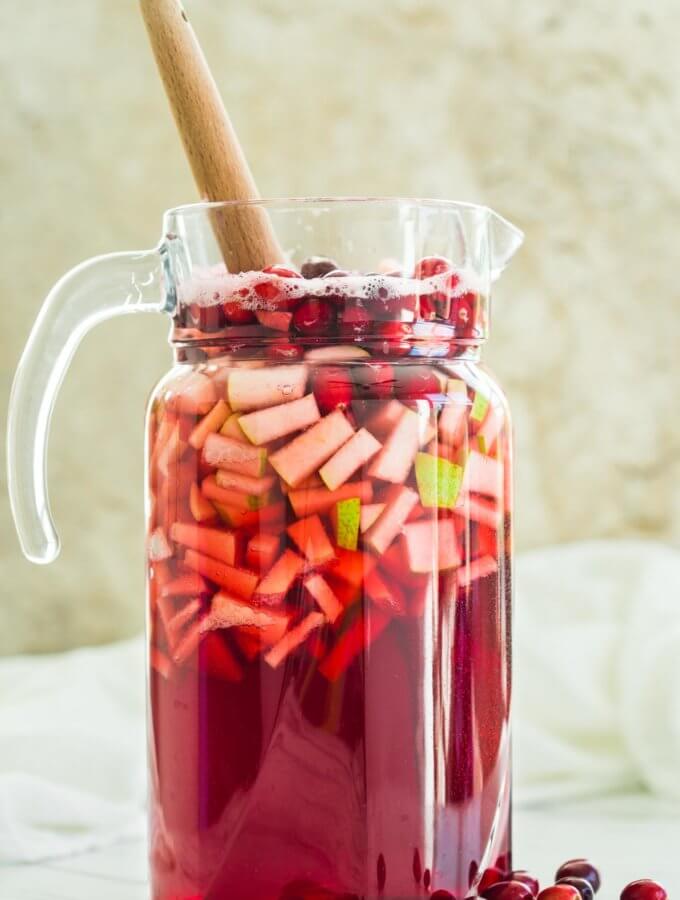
[8,198,522,900]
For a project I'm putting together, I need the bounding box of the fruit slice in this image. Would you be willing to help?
[438,380,469,446]
[148,526,173,562]
[288,480,373,518]
[183,549,258,599]
[157,423,187,478]
[470,390,490,425]
[170,522,240,566]
[255,549,305,603]
[366,399,408,435]
[202,475,271,511]
[461,450,503,499]
[188,399,230,450]
[161,572,210,599]
[329,548,377,589]
[203,590,285,630]
[368,408,420,483]
[269,410,355,487]
[255,309,293,332]
[364,486,419,555]
[150,647,172,680]
[166,597,203,646]
[319,609,391,682]
[331,498,361,551]
[189,482,217,522]
[402,518,460,573]
[198,632,243,682]
[228,364,308,412]
[219,413,248,442]
[415,452,464,508]
[203,432,267,477]
[305,345,371,361]
[214,500,286,532]
[360,503,385,533]
[246,533,281,571]
[172,618,207,664]
[457,555,498,588]
[264,612,326,669]
[364,569,406,616]
[319,427,382,490]
[238,609,292,651]
[173,371,217,416]
[453,494,502,529]
[477,405,505,454]
[287,515,335,566]
[304,574,343,623]
[238,393,321,446]
[215,468,276,497]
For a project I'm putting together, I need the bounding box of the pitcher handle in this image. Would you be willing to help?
[7,247,168,564]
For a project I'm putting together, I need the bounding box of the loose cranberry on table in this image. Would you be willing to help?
[478,866,506,893]
[481,880,535,900]
[311,366,353,413]
[556,876,594,900]
[509,871,541,895]
[537,887,582,900]
[555,860,601,894]
[292,298,336,335]
[620,881,668,900]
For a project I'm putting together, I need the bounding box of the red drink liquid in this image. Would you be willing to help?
[147,264,512,900]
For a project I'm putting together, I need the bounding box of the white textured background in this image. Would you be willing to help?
[2,0,679,653]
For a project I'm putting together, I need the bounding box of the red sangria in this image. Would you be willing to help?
[7,199,522,900]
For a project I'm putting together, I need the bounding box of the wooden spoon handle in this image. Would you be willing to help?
[140,0,283,272]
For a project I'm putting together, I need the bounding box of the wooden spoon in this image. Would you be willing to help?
[139,0,283,272]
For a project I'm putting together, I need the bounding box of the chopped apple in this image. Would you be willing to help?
[304,574,343,623]
[202,475,271,511]
[330,548,377,589]
[246,533,281,572]
[453,494,502,529]
[173,371,217,416]
[469,391,490,424]
[170,522,241,567]
[264,612,326,669]
[415,452,464,508]
[401,518,460,573]
[369,408,420,483]
[202,591,286,631]
[364,569,406,616]
[457,555,498,588]
[238,393,321,446]
[219,413,248,442]
[438,381,469,446]
[366,399,409,435]
[148,526,173,562]
[331,498,361,550]
[288,480,373,518]
[255,549,305,603]
[183,549,258,599]
[287,514,336,566]
[461,450,503,499]
[189,482,217,522]
[360,503,385,533]
[228,364,308,412]
[188,399,230,450]
[319,428,382,490]
[161,572,210,599]
[269,409,355,487]
[203,432,267,477]
[364,486,419,555]
[215,468,276,497]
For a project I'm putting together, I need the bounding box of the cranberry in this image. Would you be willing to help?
[340,304,372,340]
[620,881,668,900]
[301,257,339,279]
[556,877,594,900]
[262,264,301,279]
[222,299,256,324]
[430,892,456,900]
[478,867,506,894]
[352,362,394,400]
[266,341,304,361]
[292,299,336,336]
[311,366,353,413]
[509,871,541,896]
[414,255,454,279]
[394,367,441,401]
[482,882,534,900]
[555,861,601,894]
[423,869,431,890]
[412,848,422,883]
[450,290,478,335]
[537,888,582,900]
[377,321,413,357]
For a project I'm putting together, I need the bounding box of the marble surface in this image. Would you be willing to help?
[3,801,677,898]
[2,0,680,652]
